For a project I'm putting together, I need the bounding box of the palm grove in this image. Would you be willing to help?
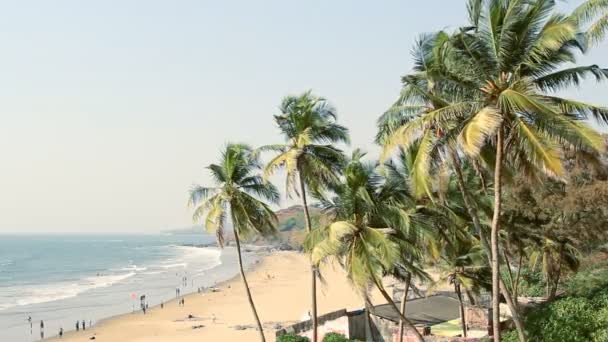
[188,1,608,341]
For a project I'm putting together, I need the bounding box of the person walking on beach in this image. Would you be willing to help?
[40,320,44,339]
[27,316,32,334]
[82,319,86,331]
[76,320,80,331]
[59,327,63,338]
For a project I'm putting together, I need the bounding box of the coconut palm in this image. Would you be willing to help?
[528,234,581,300]
[573,0,608,46]
[260,91,349,342]
[307,150,425,342]
[431,235,490,338]
[381,1,608,339]
[188,143,279,342]
[379,148,439,342]
[378,32,530,341]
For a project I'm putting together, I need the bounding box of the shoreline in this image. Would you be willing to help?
[57,250,266,341]
[45,251,381,342]
[41,246,266,342]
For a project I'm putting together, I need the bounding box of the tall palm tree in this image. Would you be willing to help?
[381,148,436,342]
[381,1,608,339]
[307,150,425,342]
[377,33,530,341]
[431,235,490,338]
[188,143,279,342]
[572,0,608,46]
[261,91,349,342]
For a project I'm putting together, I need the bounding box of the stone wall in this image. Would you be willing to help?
[276,309,351,340]
[370,315,427,342]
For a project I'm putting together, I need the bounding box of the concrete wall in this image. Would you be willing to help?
[276,309,351,340]
[348,311,367,340]
[370,315,426,342]
[465,306,488,329]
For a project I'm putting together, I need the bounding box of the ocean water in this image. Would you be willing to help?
[0,234,257,342]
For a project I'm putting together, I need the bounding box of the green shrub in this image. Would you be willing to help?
[502,267,546,297]
[504,292,608,342]
[323,333,349,342]
[502,330,519,342]
[565,262,608,298]
[525,297,599,342]
[277,333,310,342]
[322,333,362,342]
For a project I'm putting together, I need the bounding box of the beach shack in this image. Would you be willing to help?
[275,292,511,341]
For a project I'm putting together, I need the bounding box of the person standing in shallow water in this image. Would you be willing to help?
[76,320,79,331]
[82,320,86,330]
[40,320,44,339]
[59,327,63,338]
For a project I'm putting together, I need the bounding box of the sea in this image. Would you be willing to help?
[0,233,258,342]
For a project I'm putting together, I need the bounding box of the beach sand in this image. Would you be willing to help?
[47,251,385,342]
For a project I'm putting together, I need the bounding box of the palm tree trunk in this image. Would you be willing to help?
[233,227,266,342]
[514,253,523,301]
[549,244,565,300]
[503,245,515,293]
[364,299,377,342]
[370,274,424,342]
[465,289,476,306]
[491,126,504,341]
[398,273,412,342]
[455,282,467,338]
[449,148,526,342]
[298,170,318,342]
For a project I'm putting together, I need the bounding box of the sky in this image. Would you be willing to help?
[0,1,606,233]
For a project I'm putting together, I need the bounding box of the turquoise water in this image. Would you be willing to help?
[0,234,254,342]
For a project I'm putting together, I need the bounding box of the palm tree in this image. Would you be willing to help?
[307,150,426,342]
[528,234,581,300]
[188,143,279,342]
[381,1,608,339]
[380,148,437,342]
[377,33,530,341]
[261,91,349,342]
[431,235,490,338]
[573,0,608,46]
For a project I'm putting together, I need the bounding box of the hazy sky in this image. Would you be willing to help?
[0,1,606,233]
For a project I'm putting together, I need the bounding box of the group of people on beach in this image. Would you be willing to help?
[28,315,89,339]
[23,274,217,340]
[75,319,91,331]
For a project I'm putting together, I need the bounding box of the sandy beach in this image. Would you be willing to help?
[47,251,384,342]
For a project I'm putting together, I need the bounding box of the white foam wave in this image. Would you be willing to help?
[0,272,136,311]
[159,263,187,269]
[149,246,221,275]
[116,265,147,272]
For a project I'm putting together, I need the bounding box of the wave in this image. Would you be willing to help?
[159,263,187,269]
[115,265,147,272]
[0,272,136,311]
[0,246,223,312]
